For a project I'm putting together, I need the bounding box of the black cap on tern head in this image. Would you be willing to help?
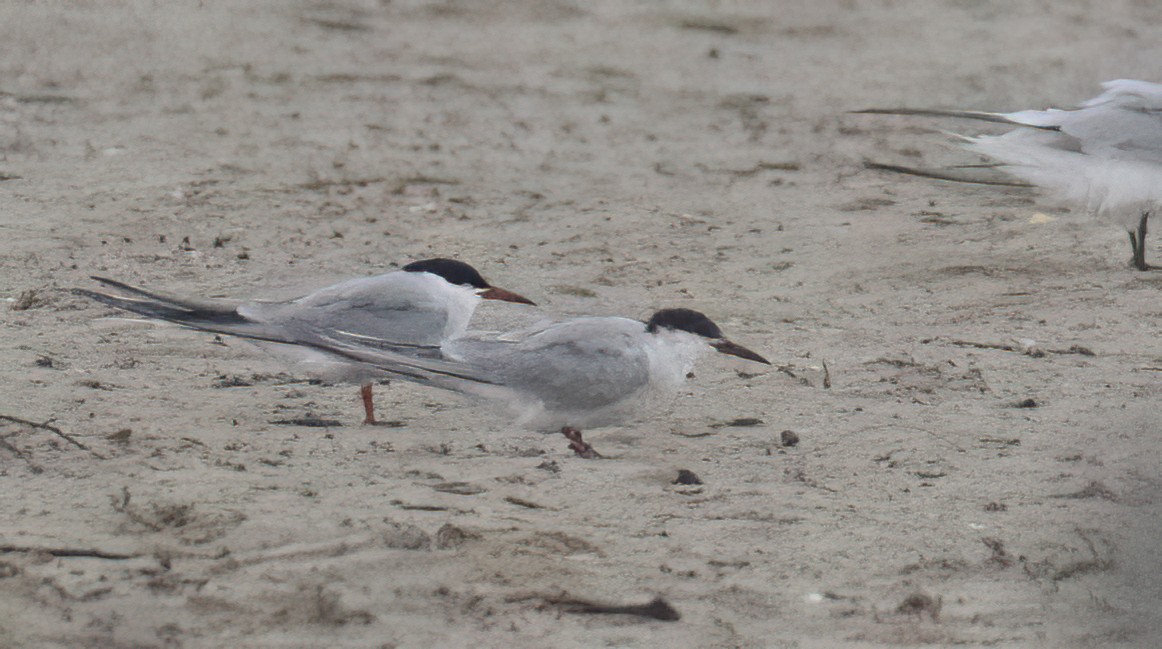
[403,258,490,289]
[647,307,770,365]
[646,308,724,339]
[402,258,536,305]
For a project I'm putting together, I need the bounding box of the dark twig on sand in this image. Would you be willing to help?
[548,595,681,621]
[0,544,140,560]
[0,414,107,459]
[269,416,345,427]
[504,496,550,510]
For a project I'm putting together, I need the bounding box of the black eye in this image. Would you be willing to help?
[402,258,490,289]
[645,308,723,339]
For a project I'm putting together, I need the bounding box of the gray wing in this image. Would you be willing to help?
[1052,105,1162,164]
[240,273,450,348]
[77,279,490,385]
[859,80,1162,165]
[857,80,1162,218]
[445,318,652,411]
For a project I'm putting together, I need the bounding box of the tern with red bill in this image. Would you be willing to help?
[318,307,771,458]
[76,258,535,424]
[856,79,1162,270]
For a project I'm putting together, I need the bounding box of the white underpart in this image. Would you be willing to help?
[971,79,1162,233]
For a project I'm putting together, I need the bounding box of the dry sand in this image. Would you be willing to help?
[2,1,1161,647]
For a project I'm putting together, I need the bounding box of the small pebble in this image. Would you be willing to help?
[536,460,560,473]
[673,469,703,485]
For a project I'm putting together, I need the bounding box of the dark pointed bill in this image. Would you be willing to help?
[711,339,770,365]
[479,286,536,305]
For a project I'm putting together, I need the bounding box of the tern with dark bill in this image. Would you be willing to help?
[77,258,535,424]
[322,307,771,458]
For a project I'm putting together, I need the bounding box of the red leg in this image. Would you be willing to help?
[360,382,377,425]
[561,426,601,459]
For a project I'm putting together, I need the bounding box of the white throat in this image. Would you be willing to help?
[645,329,708,392]
[419,275,481,341]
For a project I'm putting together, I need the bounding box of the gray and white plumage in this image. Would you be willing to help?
[857,79,1162,269]
[76,258,534,422]
[322,308,770,456]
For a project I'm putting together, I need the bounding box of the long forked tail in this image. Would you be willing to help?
[863,161,1033,188]
[850,107,1062,131]
[76,279,498,388]
[78,277,249,327]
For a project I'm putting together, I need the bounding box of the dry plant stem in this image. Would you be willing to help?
[549,595,681,621]
[0,544,140,560]
[0,414,106,459]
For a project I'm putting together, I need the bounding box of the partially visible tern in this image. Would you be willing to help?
[856,79,1162,270]
[76,258,535,424]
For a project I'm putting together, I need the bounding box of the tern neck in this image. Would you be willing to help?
[440,282,483,340]
[645,329,707,390]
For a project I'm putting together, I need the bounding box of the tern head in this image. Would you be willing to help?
[646,308,770,364]
[402,258,535,305]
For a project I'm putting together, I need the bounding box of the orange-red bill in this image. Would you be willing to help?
[480,286,536,305]
[711,339,770,365]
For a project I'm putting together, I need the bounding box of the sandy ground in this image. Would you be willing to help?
[2,1,1162,647]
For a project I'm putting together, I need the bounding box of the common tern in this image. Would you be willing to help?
[76,258,535,424]
[320,307,771,458]
[856,79,1162,270]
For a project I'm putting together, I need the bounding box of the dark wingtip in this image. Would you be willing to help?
[851,107,1063,131]
[73,287,102,300]
[863,160,1033,187]
[73,288,133,312]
